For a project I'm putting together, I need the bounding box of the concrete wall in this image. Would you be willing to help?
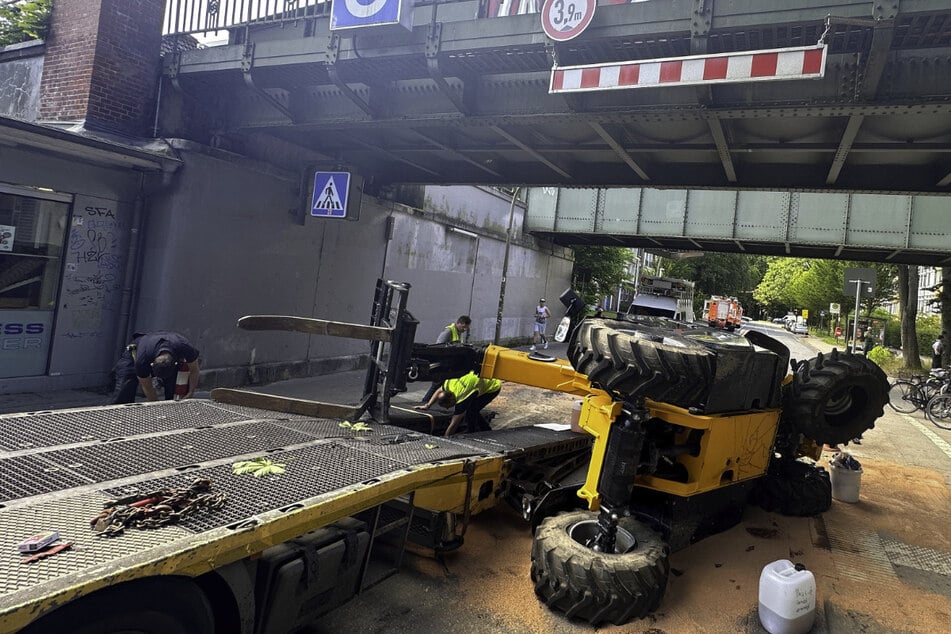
[137,145,574,388]
[391,185,573,345]
[0,40,43,120]
[1,138,574,395]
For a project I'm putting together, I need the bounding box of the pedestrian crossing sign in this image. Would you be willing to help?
[311,171,350,218]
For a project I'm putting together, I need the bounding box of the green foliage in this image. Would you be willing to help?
[916,314,942,357]
[572,246,636,304]
[866,345,902,376]
[753,258,898,322]
[666,253,766,316]
[753,258,809,313]
[883,315,902,348]
[0,0,50,47]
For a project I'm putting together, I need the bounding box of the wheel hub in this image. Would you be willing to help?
[567,519,637,554]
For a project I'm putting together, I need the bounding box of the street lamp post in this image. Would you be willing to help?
[848,278,872,352]
[495,187,520,345]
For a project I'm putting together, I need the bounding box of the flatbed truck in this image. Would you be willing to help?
[0,279,890,630]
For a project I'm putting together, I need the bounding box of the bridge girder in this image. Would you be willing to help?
[163,0,951,193]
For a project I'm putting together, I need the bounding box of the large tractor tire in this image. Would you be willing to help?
[752,459,832,516]
[784,350,889,446]
[531,510,669,626]
[567,318,715,407]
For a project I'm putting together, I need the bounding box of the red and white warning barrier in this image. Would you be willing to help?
[550,44,826,94]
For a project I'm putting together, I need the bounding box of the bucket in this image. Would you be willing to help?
[569,400,583,433]
[830,465,862,503]
[758,559,816,634]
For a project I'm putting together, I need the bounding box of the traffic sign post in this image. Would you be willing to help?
[844,268,875,354]
[312,171,351,218]
[541,0,597,42]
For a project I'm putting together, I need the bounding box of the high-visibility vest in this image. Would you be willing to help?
[445,323,462,342]
[443,372,501,404]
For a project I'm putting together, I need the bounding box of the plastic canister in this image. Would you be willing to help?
[569,400,583,433]
[829,464,862,503]
[174,361,190,401]
[758,559,816,634]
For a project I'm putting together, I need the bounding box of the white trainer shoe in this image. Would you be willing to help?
[543,342,548,349]
[529,345,536,351]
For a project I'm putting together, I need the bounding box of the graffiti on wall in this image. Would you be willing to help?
[60,205,126,339]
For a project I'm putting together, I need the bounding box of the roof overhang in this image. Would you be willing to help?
[0,116,181,173]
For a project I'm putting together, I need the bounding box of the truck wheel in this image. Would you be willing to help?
[567,318,714,406]
[21,578,214,634]
[785,351,889,446]
[530,510,669,626]
[751,459,832,516]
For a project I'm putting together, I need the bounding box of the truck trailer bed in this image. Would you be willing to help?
[0,399,576,632]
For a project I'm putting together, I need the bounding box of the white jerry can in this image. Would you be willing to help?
[758,559,816,634]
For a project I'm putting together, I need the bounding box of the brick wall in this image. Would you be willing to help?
[38,0,164,136]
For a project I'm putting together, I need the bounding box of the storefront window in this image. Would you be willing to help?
[0,188,70,378]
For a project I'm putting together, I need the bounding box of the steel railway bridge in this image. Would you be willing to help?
[161,0,951,263]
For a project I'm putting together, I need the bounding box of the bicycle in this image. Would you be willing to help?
[888,369,950,414]
[925,392,951,430]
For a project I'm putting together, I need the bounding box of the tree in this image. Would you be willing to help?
[571,246,635,305]
[898,265,922,371]
[0,0,49,47]
[754,258,898,326]
[753,258,809,315]
[666,253,765,316]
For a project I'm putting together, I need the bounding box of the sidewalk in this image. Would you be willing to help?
[0,341,568,416]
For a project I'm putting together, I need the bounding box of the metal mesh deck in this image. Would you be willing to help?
[101,442,409,532]
[0,400,584,628]
[0,400,314,451]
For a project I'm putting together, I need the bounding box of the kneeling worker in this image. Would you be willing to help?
[415,371,501,436]
[113,331,200,403]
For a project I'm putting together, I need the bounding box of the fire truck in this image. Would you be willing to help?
[703,296,743,331]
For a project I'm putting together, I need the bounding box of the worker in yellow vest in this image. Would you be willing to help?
[421,316,472,403]
[416,371,501,436]
[436,315,471,343]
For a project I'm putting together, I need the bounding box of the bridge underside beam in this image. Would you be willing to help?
[525,187,950,266]
[164,1,951,193]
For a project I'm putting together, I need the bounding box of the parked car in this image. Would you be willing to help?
[771,317,785,324]
[792,322,809,335]
[741,316,752,323]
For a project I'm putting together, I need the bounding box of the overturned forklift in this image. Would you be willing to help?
[386,280,887,624]
[236,279,891,626]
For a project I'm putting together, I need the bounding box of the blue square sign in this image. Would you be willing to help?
[312,171,350,218]
[331,0,413,31]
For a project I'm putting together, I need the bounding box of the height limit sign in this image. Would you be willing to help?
[311,171,350,218]
[541,0,596,42]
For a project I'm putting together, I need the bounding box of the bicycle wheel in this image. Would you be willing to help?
[925,394,951,431]
[888,380,920,414]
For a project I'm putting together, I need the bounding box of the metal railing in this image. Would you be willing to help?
[163,0,332,36]
[162,0,538,37]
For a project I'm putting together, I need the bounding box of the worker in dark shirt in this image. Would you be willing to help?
[112,331,201,403]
